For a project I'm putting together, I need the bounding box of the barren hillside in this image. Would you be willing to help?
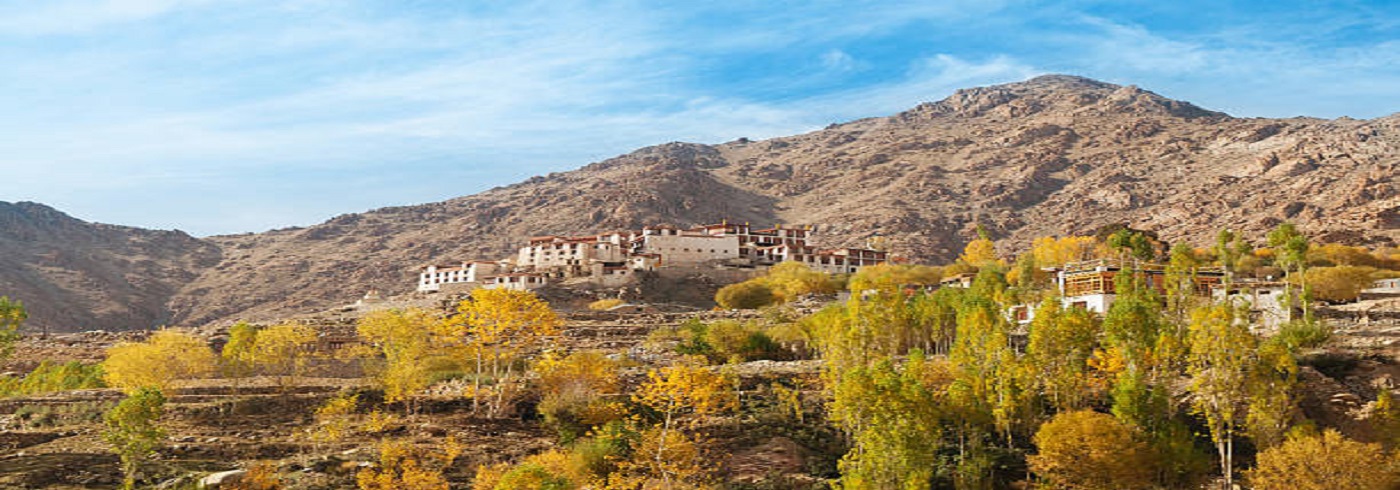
[3,75,1396,331]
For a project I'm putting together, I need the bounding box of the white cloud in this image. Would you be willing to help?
[1079,16,1208,73]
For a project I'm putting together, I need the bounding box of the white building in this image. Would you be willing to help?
[1212,281,1297,331]
[417,221,889,294]
[1054,259,1223,315]
[482,273,548,291]
[418,261,502,292]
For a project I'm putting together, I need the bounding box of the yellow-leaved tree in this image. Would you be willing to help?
[357,308,442,409]
[442,289,561,416]
[632,357,738,487]
[252,322,317,391]
[103,330,216,393]
[1028,410,1154,490]
[533,351,625,442]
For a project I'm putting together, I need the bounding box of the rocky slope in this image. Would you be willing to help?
[4,75,1397,331]
[0,202,220,333]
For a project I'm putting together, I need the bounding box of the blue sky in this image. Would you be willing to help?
[1,0,1395,236]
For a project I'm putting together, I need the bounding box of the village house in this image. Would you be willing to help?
[1006,259,1226,325]
[416,221,889,293]
[1053,259,1224,314]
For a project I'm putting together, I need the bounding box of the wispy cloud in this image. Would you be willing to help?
[0,0,1394,234]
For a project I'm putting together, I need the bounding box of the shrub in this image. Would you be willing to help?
[1274,319,1332,350]
[533,352,625,443]
[588,298,625,311]
[1305,265,1378,303]
[715,281,777,309]
[0,361,105,397]
[1249,430,1400,490]
[1029,410,1154,490]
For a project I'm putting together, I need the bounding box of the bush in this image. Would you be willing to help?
[1249,430,1400,490]
[1274,319,1331,350]
[533,352,626,443]
[1029,410,1154,490]
[1305,265,1379,303]
[716,281,777,309]
[588,298,625,311]
[658,319,790,364]
[0,361,105,397]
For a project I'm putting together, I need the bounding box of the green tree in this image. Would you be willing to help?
[104,387,167,490]
[0,296,25,363]
[1187,304,1255,488]
[1246,340,1298,450]
[1268,222,1312,319]
[830,354,946,490]
[1108,229,1155,262]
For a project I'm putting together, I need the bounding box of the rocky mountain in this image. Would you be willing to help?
[0,202,220,334]
[4,75,1397,332]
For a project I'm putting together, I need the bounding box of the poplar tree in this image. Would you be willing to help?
[1026,297,1100,411]
[104,387,166,490]
[831,354,945,490]
[443,289,561,416]
[1186,304,1254,488]
[358,308,440,409]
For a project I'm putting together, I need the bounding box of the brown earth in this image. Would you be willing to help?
[2,74,1397,333]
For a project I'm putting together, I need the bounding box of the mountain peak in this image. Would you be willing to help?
[900,74,1227,121]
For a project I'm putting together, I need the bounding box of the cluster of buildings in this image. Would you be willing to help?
[417,222,890,293]
[986,259,1298,330]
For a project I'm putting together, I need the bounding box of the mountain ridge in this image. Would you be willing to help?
[3,74,1396,332]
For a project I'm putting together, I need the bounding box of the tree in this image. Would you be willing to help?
[1216,229,1243,284]
[763,261,840,301]
[104,387,167,490]
[221,322,259,381]
[632,359,738,486]
[1028,410,1154,490]
[830,354,946,490]
[252,323,317,390]
[443,289,561,416]
[1030,236,1105,267]
[311,392,360,446]
[714,281,777,309]
[949,280,1031,447]
[103,330,216,393]
[1305,265,1377,303]
[1025,298,1100,411]
[358,308,441,408]
[1108,229,1156,262]
[958,237,1000,268]
[1268,222,1313,319]
[0,296,25,363]
[1245,339,1298,450]
[1186,304,1255,488]
[1248,430,1399,490]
